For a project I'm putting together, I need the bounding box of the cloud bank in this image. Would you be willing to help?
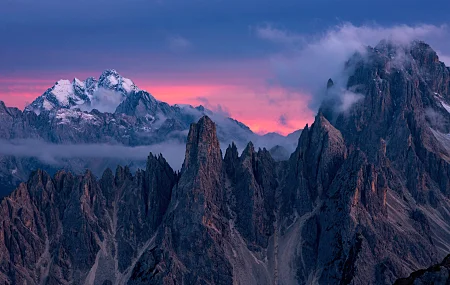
[257,23,450,111]
[0,106,301,174]
[0,140,187,171]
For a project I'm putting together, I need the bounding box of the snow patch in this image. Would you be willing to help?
[55,110,99,125]
[108,75,119,86]
[51,80,74,106]
[121,77,134,93]
[74,78,86,88]
[43,100,54,111]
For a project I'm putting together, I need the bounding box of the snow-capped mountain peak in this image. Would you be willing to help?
[98,69,139,93]
[25,70,140,114]
[52,80,76,105]
[99,69,120,87]
[73,78,85,88]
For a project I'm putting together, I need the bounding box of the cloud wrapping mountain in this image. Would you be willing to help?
[258,23,450,112]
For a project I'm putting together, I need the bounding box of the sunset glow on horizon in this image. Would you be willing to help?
[0,73,313,135]
[2,0,450,137]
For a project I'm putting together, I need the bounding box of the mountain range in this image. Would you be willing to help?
[0,70,300,197]
[2,40,450,284]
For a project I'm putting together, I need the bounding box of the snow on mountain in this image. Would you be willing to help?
[25,69,139,114]
[121,78,134,93]
[51,80,75,106]
[54,109,101,126]
[0,69,302,198]
[20,69,301,154]
[73,78,85,88]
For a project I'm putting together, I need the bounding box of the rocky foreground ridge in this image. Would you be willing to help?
[2,40,450,284]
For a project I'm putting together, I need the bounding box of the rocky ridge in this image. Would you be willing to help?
[1,40,450,284]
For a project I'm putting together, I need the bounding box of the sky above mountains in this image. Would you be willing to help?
[1,0,450,134]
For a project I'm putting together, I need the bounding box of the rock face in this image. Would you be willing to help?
[2,40,450,284]
[0,153,178,285]
[394,255,450,285]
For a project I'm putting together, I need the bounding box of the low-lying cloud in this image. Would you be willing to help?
[81,88,125,113]
[256,23,450,112]
[0,131,300,176]
[0,140,187,171]
[1,101,304,179]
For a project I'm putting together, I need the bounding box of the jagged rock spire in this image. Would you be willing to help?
[183,115,222,172]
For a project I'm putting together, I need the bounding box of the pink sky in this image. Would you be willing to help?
[0,68,313,135]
